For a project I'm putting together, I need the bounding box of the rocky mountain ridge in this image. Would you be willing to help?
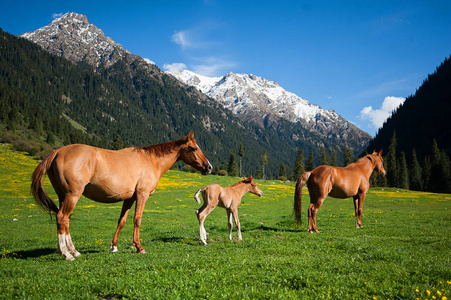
[21,12,131,70]
[168,69,371,148]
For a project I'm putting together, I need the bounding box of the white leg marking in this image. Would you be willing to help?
[65,234,81,257]
[109,245,118,253]
[58,234,74,260]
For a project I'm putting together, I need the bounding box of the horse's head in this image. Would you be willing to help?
[371,150,386,176]
[243,175,263,197]
[179,132,212,175]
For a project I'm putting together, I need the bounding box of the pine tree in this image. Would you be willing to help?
[428,139,441,192]
[398,151,409,189]
[343,148,353,166]
[410,149,422,191]
[428,140,451,193]
[386,131,398,187]
[292,149,305,180]
[319,146,330,165]
[305,151,316,171]
[422,156,432,191]
[227,151,239,177]
[331,147,338,166]
[260,150,268,180]
[112,134,123,150]
[278,163,287,181]
[238,143,244,176]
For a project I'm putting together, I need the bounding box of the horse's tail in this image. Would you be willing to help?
[31,150,59,215]
[194,188,206,204]
[294,172,311,225]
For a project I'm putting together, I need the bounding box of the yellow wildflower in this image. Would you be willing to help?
[427,290,431,296]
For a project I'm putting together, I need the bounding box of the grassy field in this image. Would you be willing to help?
[0,143,450,299]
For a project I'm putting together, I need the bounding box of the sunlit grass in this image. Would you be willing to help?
[0,143,450,299]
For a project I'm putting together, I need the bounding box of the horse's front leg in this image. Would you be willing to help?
[110,198,134,253]
[132,192,149,253]
[354,193,365,228]
[231,208,242,241]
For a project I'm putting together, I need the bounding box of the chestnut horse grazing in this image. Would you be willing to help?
[194,176,263,245]
[294,150,385,233]
[31,132,212,260]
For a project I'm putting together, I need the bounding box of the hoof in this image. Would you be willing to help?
[109,246,118,253]
[73,251,81,257]
[138,250,146,254]
[65,255,75,261]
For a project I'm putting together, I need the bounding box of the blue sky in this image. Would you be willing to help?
[2,0,450,136]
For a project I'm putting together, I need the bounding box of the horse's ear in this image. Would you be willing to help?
[188,131,194,140]
[378,149,383,156]
[248,175,253,180]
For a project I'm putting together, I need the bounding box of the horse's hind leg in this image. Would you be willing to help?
[197,203,216,245]
[308,197,325,233]
[110,198,134,253]
[57,194,80,261]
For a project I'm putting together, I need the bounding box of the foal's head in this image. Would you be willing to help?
[179,132,213,175]
[370,150,386,176]
[242,175,263,197]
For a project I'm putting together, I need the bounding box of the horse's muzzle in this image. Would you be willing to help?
[202,163,213,175]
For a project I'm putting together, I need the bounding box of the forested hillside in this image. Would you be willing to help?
[366,56,451,193]
[0,28,348,178]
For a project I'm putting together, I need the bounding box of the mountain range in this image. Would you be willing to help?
[168,69,371,148]
[5,12,372,178]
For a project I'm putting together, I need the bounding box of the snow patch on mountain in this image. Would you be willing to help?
[168,69,337,124]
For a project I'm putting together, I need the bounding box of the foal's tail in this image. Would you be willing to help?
[31,150,59,215]
[294,172,311,225]
[194,188,207,204]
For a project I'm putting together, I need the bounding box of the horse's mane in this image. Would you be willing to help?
[134,136,188,158]
[355,154,378,167]
[231,177,252,187]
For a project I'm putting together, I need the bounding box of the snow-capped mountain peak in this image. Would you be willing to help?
[20,12,130,69]
[168,69,371,147]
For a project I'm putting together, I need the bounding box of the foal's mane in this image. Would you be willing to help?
[134,136,188,157]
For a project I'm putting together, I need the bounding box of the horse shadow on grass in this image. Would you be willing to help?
[7,247,56,259]
[8,248,102,259]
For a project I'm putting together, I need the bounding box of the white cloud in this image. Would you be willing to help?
[162,62,187,73]
[191,57,235,77]
[143,58,155,65]
[52,13,64,19]
[359,96,405,129]
[171,31,191,49]
[171,30,207,49]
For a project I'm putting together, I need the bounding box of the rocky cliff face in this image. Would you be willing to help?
[21,12,130,70]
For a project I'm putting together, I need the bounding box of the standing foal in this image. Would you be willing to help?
[194,176,263,245]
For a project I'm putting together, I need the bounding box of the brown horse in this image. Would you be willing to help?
[194,176,263,245]
[294,150,385,233]
[31,132,212,260]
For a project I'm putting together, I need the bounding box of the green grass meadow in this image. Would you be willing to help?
[0,143,450,299]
